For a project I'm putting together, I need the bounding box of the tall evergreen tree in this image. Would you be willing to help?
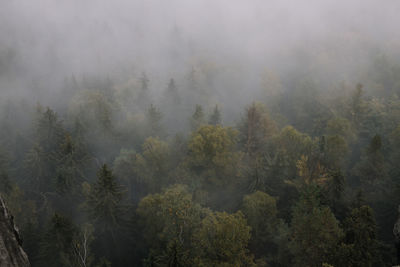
[146,104,163,137]
[290,186,342,267]
[137,72,151,109]
[164,78,180,105]
[335,205,383,267]
[87,164,125,234]
[208,105,221,126]
[352,134,387,186]
[87,164,128,266]
[190,104,205,131]
[38,213,79,267]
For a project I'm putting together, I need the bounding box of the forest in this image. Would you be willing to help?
[1,0,400,266]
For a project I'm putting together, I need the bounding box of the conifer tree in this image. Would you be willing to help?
[165,78,180,105]
[290,186,342,267]
[239,102,277,155]
[352,134,387,185]
[190,104,205,131]
[135,72,151,111]
[146,104,163,137]
[241,191,286,262]
[56,135,86,194]
[87,164,125,234]
[208,104,221,126]
[38,213,79,267]
[35,107,65,153]
[87,164,128,265]
[335,205,382,267]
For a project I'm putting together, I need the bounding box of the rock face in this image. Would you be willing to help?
[0,196,30,267]
[394,205,400,265]
[395,206,400,240]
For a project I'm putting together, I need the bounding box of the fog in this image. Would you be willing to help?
[1,0,400,107]
[3,1,400,266]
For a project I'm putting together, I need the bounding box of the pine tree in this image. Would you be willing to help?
[146,104,163,137]
[335,205,382,267]
[208,105,221,126]
[87,164,125,234]
[290,186,342,267]
[137,72,151,109]
[38,213,79,267]
[55,134,90,195]
[352,134,387,185]
[35,107,65,153]
[25,106,66,192]
[351,84,366,121]
[165,78,180,105]
[239,102,277,156]
[241,191,285,262]
[190,104,205,131]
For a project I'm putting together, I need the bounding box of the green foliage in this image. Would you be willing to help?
[389,125,400,181]
[271,126,315,180]
[24,144,52,191]
[24,106,66,192]
[38,213,79,267]
[138,185,256,267]
[35,106,65,152]
[113,148,138,198]
[352,134,387,186]
[55,134,90,194]
[4,61,400,266]
[134,137,171,192]
[137,185,203,266]
[322,134,349,169]
[69,91,115,132]
[239,102,277,155]
[208,104,222,126]
[146,104,164,137]
[186,125,241,187]
[241,191,287,263]
[190,104,205,131]
[335,205,382,267]
[325,117,355,143]
[164,78,181,105]
[137,72,151,107]
[349,83,367,130]
[38,214,96,267]
[87,164,126,234]
[193,211,255,267]
[290,186,342,267]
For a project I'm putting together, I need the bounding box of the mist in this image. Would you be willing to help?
[1,1,400,266]
[2,0,399,106]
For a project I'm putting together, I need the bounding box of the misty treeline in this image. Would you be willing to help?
[1,1,400,266]
[0,50,400,267]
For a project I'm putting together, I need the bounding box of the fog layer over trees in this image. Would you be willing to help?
[1,0,400,266]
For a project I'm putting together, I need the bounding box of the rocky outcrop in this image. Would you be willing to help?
[0,196,30,267]
[394,205,400,266]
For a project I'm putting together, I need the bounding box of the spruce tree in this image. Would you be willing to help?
[38,213,78,267]
[146,104,163,137]
[87,164,125,234]
[190,104,205,131]
[290,186,342,267]
[208,104,221,126]
[165,78,180,105]
[335,205,382,267]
